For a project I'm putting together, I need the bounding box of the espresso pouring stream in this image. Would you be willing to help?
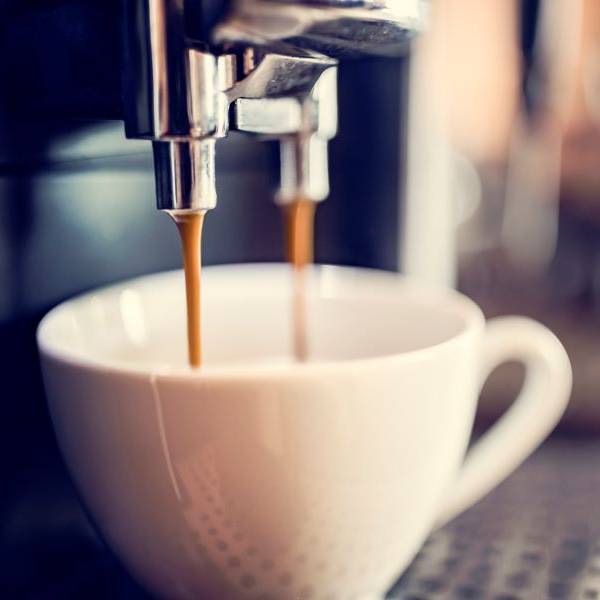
[173,200,314,367]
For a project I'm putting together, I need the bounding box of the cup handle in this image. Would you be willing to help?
[435,316,572,528]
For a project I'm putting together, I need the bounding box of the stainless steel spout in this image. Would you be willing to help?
[124,0,425,213]
[226,47,338,202]
[153,140,217,211]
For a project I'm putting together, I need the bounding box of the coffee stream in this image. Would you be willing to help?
[171,211,205,368]
[173,200,315,367]
[283,199,316,362]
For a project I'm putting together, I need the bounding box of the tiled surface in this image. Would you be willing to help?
[390,439,600,599]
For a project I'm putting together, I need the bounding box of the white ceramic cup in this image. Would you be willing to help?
[38,264,572,600]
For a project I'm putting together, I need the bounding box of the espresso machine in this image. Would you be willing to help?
[1,0,424,215]
[0,0,432,320]
[0,0,427,596]
[7,3,600,599]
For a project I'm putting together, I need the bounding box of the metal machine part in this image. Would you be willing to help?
[153,140,217,211]
[226,47,338,203]
[216,0,425,58]
[124,0,425,214]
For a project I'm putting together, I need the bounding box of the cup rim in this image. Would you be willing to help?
[37,263,485,381]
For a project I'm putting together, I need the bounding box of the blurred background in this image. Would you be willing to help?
[2,0,600,597]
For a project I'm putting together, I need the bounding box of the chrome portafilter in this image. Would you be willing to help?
[124,0,426,214]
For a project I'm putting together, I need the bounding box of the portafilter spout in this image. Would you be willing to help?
[123,0,426,214]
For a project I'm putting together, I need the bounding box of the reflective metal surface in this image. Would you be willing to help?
[228,49,337,202]
[124,1,225,212]
[217,0,425,57]
[123,0,422,212]
[153,140,217,211]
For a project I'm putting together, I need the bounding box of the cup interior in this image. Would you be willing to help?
[38,263,482,372]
